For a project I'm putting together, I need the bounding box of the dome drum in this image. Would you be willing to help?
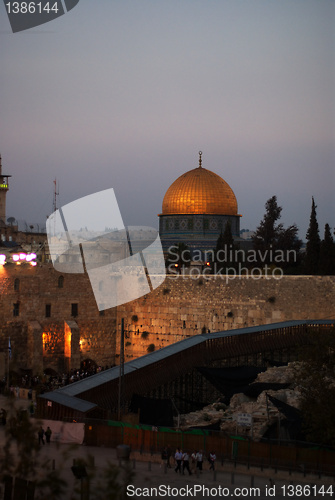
[159,214,240,253]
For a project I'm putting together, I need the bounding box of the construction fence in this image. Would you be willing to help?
[84,420,335,477]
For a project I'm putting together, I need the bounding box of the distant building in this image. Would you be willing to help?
[159,152,241,255]
[240,229,255,240]
[0,156,47,254]
[0,154,11,226]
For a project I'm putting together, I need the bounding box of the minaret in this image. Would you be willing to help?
[0,155,11,224]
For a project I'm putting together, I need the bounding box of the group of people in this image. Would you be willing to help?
[0,408,7,425]
[37,425,52,445]
[161,447,217,474]
[190,450,217,472]
[1,365,112,398]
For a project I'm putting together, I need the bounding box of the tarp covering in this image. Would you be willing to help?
[130,395,174,427]
[266,394,303,440]
[197,366,266,403]
[267,394,301,421]
[41,419,85,444]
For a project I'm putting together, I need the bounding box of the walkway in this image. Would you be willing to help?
[0,396,333,499]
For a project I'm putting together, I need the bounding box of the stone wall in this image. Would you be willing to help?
[116,274,335,361]
[0,264,117,374]
[1,263,334,375]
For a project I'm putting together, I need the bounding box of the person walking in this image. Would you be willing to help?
[45,426,52,443]
[191,451,197,473]
[1,408,7,426]
[38,426,45,445]
[174,448,182,474]
[166,444,172,468]
[182,451,192,475]
[196,450,203,471]
[208,451,216,471]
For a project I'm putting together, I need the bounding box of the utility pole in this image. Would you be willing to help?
[7,337,11,390]
[51,178,59,237]
[118,318,125,421]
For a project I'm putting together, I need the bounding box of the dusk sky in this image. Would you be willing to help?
[1,0,334,240]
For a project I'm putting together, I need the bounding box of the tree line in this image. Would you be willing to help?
[166,195,335,275]
[212,195,334,275]
[251,195,335,275]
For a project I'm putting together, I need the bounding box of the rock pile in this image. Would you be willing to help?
[178,363,302,441]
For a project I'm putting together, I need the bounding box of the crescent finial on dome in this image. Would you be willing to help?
[199,151,202,168]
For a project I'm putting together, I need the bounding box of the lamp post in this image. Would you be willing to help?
[7,337,11,391]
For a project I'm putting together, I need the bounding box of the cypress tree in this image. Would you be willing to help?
[319,223,335,275]
[304,197,320,274]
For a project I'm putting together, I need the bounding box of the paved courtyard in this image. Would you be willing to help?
[0,395,333,499]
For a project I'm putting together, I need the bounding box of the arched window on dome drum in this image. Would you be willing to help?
[58,276,64,288]
[14,278,20,291]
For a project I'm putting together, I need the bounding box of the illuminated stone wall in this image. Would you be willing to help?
[0,264,117,374]
[116,274,335,361]
[1,264,334,374]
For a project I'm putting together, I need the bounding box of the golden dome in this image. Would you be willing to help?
[161,156,238,215]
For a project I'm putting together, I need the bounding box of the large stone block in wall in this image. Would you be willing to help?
[272,310,282,321]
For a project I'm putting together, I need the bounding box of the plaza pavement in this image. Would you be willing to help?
[0,395,333,499]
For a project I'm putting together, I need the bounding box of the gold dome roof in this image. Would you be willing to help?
[161,155,238,215]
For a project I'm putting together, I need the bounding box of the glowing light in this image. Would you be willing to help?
[30,261,37,267]
[12,253,37,264]
[0,254,6,265]
[26,253,37,262]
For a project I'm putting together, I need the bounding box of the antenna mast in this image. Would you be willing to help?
[53,178,59,213]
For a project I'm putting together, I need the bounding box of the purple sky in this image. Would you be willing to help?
[1,0,334,239]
